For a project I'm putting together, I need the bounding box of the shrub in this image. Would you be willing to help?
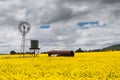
[10,50,16,55]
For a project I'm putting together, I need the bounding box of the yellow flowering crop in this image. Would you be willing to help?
[0,51,120,80]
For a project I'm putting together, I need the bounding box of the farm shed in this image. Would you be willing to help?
[47,50,74,57]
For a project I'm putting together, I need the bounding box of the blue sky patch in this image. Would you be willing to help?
[40,25,50,29]
[77,21,106,29]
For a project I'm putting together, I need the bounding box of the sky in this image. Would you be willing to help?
[0,0,120,53]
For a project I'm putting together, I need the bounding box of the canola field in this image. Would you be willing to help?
[0,51,120,80]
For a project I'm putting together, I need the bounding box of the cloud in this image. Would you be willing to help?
[101,0,120,4]
[0,0,120,53]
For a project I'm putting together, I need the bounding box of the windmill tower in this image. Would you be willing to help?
[18,21,31,54]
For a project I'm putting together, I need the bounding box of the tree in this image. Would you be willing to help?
[75,48,84,52]
[10,50,16,55]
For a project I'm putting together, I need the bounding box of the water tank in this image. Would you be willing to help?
[30,40,39,49]
[47,50,74,57]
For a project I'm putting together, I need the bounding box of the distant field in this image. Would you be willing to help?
[0,51,120,80]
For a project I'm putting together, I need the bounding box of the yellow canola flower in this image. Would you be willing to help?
[0,51,120,80]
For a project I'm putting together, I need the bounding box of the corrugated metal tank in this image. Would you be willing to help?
[47,50,74,57]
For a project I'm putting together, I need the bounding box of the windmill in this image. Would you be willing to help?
[18,21,31,54]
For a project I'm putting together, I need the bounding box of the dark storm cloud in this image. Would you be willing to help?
[39,6,73,24]
[1,0,120,27]
[56,0,120,22]
[37,0,102,24]
[111,9,120,19]
[101,0,120,4]
[0,12,20,28]
[0,0,6,1]
[0,0,25,28]
[63,0,120,4]
[0,16,19,27]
